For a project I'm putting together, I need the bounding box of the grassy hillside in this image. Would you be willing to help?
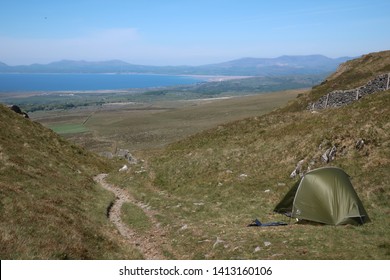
[286,50,390,111]
[108,51,390,259]
[0,104,140,259]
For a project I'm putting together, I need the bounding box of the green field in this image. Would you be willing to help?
[48,123,89,134]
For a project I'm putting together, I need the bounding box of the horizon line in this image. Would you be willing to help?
[0,53,358,67]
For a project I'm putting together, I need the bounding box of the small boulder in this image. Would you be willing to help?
[119,165,128,172]
[321,145,337,163]
[290,159,305,178]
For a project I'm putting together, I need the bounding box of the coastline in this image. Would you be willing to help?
[0,73,254,96]
[179,74,254,82]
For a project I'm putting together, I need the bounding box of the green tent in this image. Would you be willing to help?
[274,167,370,225]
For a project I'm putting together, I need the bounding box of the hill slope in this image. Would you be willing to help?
[109,51,390,259]
[0,105,139,259]
[288,50,390,110]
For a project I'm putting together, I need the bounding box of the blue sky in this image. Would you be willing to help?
[1,0,389,65]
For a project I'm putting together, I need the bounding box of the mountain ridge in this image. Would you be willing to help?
[0,55,352,76]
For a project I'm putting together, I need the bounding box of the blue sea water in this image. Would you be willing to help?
[0,73,205,92]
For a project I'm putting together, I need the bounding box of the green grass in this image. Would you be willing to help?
[121,202,152,233]
[48,123,89,134]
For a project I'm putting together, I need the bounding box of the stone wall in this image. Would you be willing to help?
[308,73,390,110]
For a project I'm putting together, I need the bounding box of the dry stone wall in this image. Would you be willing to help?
[308,73,390,110]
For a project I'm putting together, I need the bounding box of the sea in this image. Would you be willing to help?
[0,73,205,92]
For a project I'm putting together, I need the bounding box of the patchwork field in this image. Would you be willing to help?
[48,123,89,134]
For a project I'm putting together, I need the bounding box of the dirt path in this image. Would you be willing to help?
[94,173,171,260]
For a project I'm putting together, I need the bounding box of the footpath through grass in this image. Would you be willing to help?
[0,104,140,259]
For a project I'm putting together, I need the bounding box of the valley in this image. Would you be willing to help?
[1,50,389,260]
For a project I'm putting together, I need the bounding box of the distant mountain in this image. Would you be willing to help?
[0,61,11,71]
[209,55,349,69]
[0,55,353,76]
[195,55,352,75]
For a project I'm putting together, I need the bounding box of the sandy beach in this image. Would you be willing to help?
[180,74,254,82]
